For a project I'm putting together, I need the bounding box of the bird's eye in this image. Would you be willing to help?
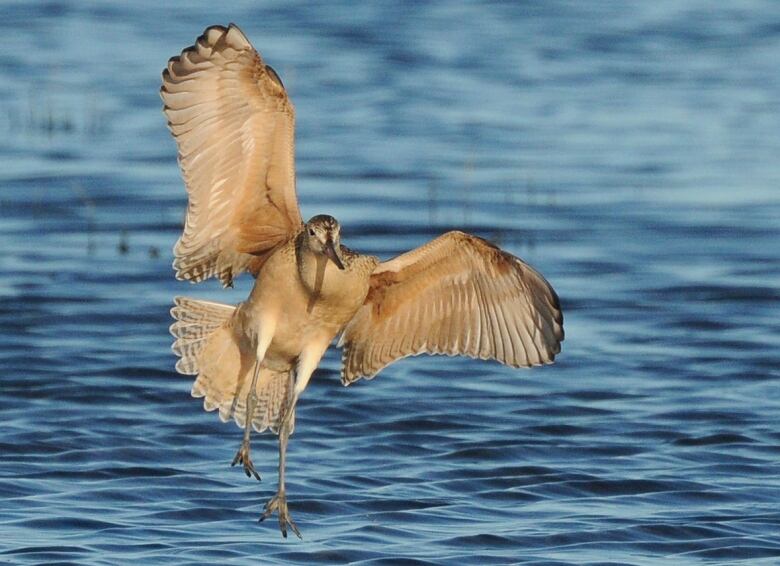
[308,228,315,236]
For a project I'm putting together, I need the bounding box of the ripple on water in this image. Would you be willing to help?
[1,1,779,565]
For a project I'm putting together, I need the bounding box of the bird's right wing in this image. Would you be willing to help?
[161,24,302,287]
[339,231,564,384]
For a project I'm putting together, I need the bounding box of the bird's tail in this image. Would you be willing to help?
[170,296,294,433]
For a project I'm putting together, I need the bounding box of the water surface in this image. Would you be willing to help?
[1,1,779,564]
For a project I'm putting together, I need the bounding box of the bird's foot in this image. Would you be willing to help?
[259,491,301,539]
[231,441,261,481]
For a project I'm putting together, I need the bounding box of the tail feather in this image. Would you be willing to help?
[170,296,294,434]
[224,369,295,434]
[170,297,236,375]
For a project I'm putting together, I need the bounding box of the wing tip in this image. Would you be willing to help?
[220,22,252,50]
[206,23,229,34]
[162,23,239,83]
[196,24,228,48]
[265,64,285,90]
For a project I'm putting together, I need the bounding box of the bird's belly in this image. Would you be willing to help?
[253,292,360,372]
[242,250,369,371]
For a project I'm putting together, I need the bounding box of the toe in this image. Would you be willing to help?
[288,517,302,539]
[258,494,302,539]
[259,496,278,522]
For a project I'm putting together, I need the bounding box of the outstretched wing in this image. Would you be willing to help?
[339,231,564,384]
[161,24,302,287]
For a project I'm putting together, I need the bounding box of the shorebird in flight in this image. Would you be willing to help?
[162,23,563,539]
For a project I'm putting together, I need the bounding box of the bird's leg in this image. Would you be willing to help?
[231,360,262,481]
[259,342,326,538]
[260,405,301,539]
[231,327,276,482]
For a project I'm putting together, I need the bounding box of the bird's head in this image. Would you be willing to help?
[304,214,345,270]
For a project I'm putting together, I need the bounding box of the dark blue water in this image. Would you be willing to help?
[2,1,779,564]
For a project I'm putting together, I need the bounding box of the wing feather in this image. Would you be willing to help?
[340,231,564,383]
[161,24,302,287]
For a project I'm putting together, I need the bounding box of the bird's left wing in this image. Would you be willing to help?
[161,24,302,287]
[339,231,564,384]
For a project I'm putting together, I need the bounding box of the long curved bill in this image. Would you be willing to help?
[324,240,345,270]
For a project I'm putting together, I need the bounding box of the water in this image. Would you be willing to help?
[1,1,779,564]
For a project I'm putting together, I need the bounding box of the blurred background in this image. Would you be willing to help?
[1,1,779,564]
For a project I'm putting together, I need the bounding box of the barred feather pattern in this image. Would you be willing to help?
[170,296,237,374]
[161,24,302,287]
[339,231,564,384]
[170,296,294,434]
[200,367,295,435]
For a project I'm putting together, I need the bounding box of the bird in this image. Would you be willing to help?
[162,23,564,539]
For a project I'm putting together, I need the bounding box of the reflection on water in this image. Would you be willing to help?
[1,1,779,564]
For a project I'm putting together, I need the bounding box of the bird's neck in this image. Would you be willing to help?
[295,235,328,305]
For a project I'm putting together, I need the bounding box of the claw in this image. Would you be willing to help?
[231,442,261,481]
[259,492,302,539]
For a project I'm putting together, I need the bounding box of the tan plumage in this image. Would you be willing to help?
[170,297,294,434]
[163,24,564,539]
[339,231,563,383]
[161,24,301,286]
